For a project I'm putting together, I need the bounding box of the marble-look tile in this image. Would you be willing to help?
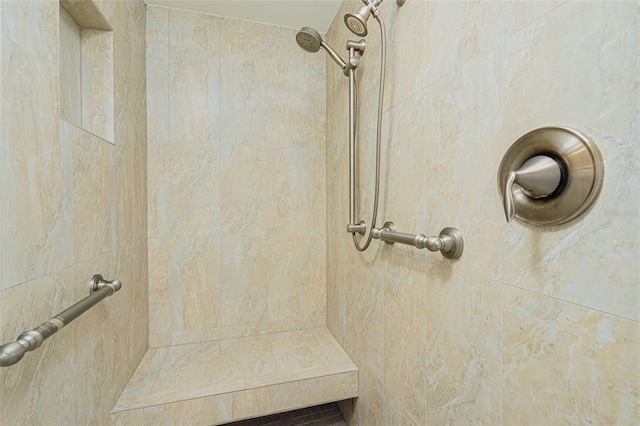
[218,334,277,383]
[219,234,268,327]
[216,385,280,424]
[502,0,640,321]
[383,388,419,426]
[383,254,427,424]
[146,5,168,45]
[132,239,149,361]
[262,147,326,236]
[150,341,222,394]
[353,364,383,426]
[147,142,171,238]
[59,6,83,127]
[423,0,502,91]
[263,25,325,151]
[147,238,171,340]
[60,0,112,31]
[425,266,501,425]
[168,143,220,237]
[383,90,428,256]
[502,286,640,424]
[423,47,503,279]
[503,0,566,36]
[379,0,428,110]
[72,127,116,264]
[146,43,169,143]
[112,347,170,411]
[262,233,326,323]
[219,19,269,146]
[1,38,69,289]
[503,0,637,146]
[344,242,386,375]
[113,329,357,422]
[273,372,358,414]
[169,236,220,334]
[81,28,115,143]
[168,8,219,50]
[110,409,144,426]
[169,45,219,143]
[219,144,269,236]
[268,328,355,375]
[73,252,118,424]
[142,396,218,426]
[1,269,75,426]
[1,0,58,68]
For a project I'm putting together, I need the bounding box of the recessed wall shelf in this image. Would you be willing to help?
[59,0,114,144]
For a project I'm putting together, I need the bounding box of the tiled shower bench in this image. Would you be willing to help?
[110,327,358,425]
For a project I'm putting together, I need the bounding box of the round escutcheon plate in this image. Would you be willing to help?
[498,127,604,227]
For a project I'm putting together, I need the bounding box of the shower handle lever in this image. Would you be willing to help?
[503,155,562,222]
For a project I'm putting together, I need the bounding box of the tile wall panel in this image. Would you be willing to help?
[0,1,148,424]
[146,7,327,345]
[326,0,639,424]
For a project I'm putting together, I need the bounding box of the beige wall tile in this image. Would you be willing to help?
[383,254,427,424]
[146,43,169,143]
[1,37,69,289]
[422,46,503,278]
[219,19,269,147]
[72,127,116,264]
[2,269,75,425]
[142,396,218,426]
[168,143,220,237]
[503,286,640,424]
[1,2,146,424]
[81,28,114,142]
[169,45,219,143]
[425,266,501,424]
[503,0,566,36]
[168,8,219,50]
[146,5,167,45]
[219,144,269,235]
[1,0,58,67]
[170,236,221,333]
[326,1,638,425]
[59,5,82,127]
[147,237,171,340]
[502,0,640,321]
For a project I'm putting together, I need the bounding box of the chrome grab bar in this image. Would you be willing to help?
[372,221,464,259]
[0,274,122,367]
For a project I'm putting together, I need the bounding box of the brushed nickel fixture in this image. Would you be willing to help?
[498,127,604,227]
[297,0,405,252]
[372,222,464,259]
[0,274,122,367]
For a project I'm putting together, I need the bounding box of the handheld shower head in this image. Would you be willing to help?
[296,27,322,53]
[344,5,371,37]
[295,27,347,70]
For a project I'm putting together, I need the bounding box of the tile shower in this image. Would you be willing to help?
[0,1,637,426]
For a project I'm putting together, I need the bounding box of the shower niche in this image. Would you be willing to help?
[59,0,115,144]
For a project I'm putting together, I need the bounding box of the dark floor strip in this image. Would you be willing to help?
[226,403,346,426]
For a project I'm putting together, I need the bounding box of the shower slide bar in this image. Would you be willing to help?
[372,221,464,259]
[0,274,122,367]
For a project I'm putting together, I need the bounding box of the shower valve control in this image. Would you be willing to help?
[498,127,604,227]
[502,155,562,222]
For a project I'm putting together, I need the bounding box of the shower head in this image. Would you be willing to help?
[296,27,323,53]
[295,26,347,70]
[344,5,371,37]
